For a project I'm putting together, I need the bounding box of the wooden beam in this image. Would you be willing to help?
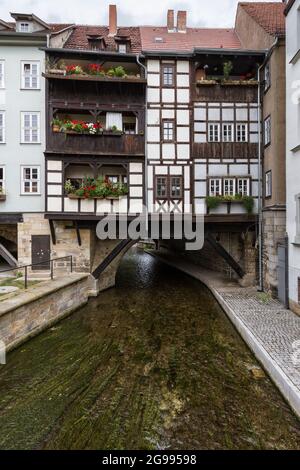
[74,221,82,246]
[92,239,134,279]
[206,232,245,278]
[49,219,56,245]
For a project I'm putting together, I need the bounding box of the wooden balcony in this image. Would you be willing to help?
[192,142,258,159]
[193,82,258,103]
[46,132,145,157]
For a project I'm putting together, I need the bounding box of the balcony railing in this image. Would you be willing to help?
[46,132,145,156]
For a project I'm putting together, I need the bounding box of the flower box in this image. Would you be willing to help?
[67,194,124,200]
[221,80,259,86]
[103,130,123,136]
[196,79,217,86]
[48,69,66,76]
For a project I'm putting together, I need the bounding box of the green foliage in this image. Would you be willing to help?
[206,194,254,213]
[223,61,233,81]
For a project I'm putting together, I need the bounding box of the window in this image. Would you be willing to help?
[223,178,235,196]
[0,61,4,89]
[170,177,182,198]
[237,178,250,196]
[264,63,271,91]
[222,123,234,142]
[21,62,40,89]
[162,65,174,86]
[21,166,40,194]
[106,175,119,184]
[0,111,5,143]
[209,178,222,196]
[21,113,40,143]
[208,124,220,142]
[236,124,247,142]
[19,23,30,32]
[264,116,271,146]
[156,177,167,198]
[118,43,127,54]
[265,171,272,198]
[163,121,174,141]
[123,122,136,135]
[0,166,5,192]
[155,176,183,199]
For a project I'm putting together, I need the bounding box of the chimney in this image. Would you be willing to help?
[109,4,117,37]
[177,10,187,33]
[167,9,174,32]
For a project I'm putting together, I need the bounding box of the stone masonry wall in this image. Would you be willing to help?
[263,209,286,297]
[0,274,90,352]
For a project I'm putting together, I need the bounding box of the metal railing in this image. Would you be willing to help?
[0,256,73,289]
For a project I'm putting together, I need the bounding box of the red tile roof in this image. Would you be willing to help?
[239,2,285,36]
[140,27,241,53]
[64,26,142,52]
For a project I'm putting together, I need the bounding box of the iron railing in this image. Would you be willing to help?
[0,256,73,289]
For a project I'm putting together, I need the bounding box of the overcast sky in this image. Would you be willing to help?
[0,0,282,28]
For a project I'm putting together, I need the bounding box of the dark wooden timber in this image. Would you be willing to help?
[206,232,245,278]
[192,142,258,159]
[74,221,82,247]
[49,219,56,245]
[92,239,134,279]
[47,132,145,156]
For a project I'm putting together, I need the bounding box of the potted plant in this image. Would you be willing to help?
[51,118,62,133]
[0,187,6,201]
[223,61,233,82]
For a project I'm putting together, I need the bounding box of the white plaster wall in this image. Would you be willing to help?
[0,45,45,213]
[286,0,300,304]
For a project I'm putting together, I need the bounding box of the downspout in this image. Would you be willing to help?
[136,54,148,235]
[257,37,279,292]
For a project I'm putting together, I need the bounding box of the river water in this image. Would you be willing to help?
[0,248,300,450]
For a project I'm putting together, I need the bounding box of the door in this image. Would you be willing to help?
[277,239,288,307]
[31,235,51,271]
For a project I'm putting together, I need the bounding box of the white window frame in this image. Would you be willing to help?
[264,63,271,91]
[223,178,236,196]
[0,111,5,143]
[209,178,222,196]
[118,43,127,54]
[236,123,248,142]
[21,112,40,144]
[222,123,234,142]
[208,123,220,142]
[237,178,250,196]
[0,60,5,89]
[163,120,174,141]
[265,171,272,198]
[19,22,30,32]
[21,61,40,89]
[0,166,5,192]
[21,166,41,195]
[264,116,271,146]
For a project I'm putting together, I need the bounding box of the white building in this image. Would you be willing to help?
[285,0,300,313]
[0,13,73,269]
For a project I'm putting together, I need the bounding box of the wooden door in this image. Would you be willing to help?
[31,235,51,271]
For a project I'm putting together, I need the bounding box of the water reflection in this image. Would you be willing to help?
[0,249,299,450]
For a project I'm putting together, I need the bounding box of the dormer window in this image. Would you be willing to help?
[118,43,127,54]
[87,35,106,51]
[19,22,30,32]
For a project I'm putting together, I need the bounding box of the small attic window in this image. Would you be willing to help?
[154,37,164,43]
[118,43,127,54]
[19,22,30,32]
[87,36,106,51]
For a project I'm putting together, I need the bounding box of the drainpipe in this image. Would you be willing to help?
[136,54,148,236]
[257,37,279,292]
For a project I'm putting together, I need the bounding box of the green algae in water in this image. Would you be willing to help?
[0,249,300,450]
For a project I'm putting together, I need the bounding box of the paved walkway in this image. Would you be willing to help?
[147,249,300,418]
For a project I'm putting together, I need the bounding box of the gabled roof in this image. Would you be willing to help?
[140,27,241,53]
[64,26,141,53]
[284,0,296,16]
[10,12,51,30]
[238,2,285,36]
[0,19,13,29]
